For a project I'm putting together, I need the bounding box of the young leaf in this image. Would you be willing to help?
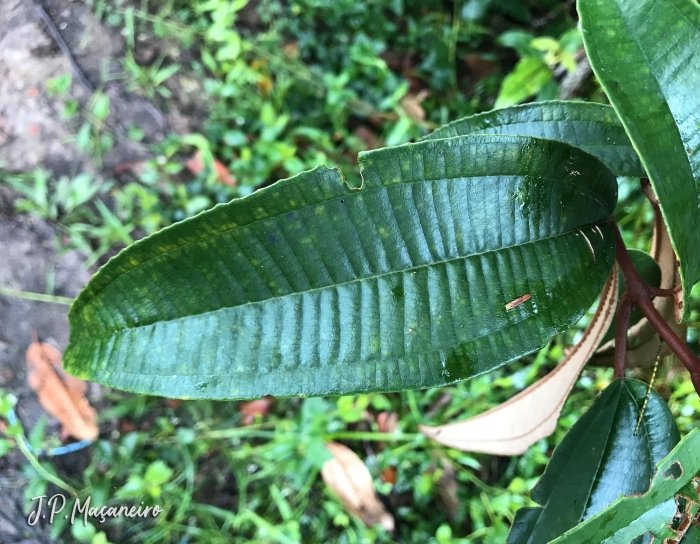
[321,441,394,530]
[507,379,680,544]
[424,101,643,177]
[419,263,618,455]
[64,135,616,400]
[548,429,700,544]
[579,0,700,321]
[495,57,552,109]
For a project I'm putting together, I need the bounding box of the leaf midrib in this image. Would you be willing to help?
[73,220,610,341]
[73,171,611,317]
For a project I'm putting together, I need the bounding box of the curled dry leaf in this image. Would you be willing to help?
[185,150,237,187]
[381,465,397,485]
[321,442,395,531]
[436,460,459,519]
[26,341,98,441]
[419,264,619,455]
[239,397,273,425]
[400,89,429,121]
[465,54,497,80]
[376,411,399,434]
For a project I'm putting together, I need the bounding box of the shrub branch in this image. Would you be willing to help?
[610,219,700,395]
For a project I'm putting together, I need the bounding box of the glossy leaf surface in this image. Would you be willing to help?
[420,265,618,455]
[550,429,700,544]
[579,0,700,320]
[507,378,680,544]
[65,135,616,399]
[425,101,644,177]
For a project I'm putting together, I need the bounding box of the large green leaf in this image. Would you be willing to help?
[424,101,644,178]
[579,0,700,320]
[507,378,680,544]
[681,525,700,543]
[64,135,616,399]
[550,428,700,544]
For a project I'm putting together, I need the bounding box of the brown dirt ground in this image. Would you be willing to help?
[0,1,203,540]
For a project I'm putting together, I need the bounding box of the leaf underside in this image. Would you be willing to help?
[65,135,616,400]
[424,101,644,178]
[579,0,700,321]
[507,378,680,544]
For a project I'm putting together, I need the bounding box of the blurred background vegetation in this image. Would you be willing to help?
[1,0,699,542]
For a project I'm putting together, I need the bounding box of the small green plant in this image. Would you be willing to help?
[73,92,115,163]
[2,169,135,266]
[124,55,181,100]
[494,28,582,107]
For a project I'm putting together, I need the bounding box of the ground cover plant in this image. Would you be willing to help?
[1,0,700,542]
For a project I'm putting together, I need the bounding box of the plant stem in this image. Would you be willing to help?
[406,389,423,424]
[15,434,78,496]
[648,285,682,297]
[610,219,700,394]
[613,293,634,378]
[0,287,73,305]
[323,431,420,442]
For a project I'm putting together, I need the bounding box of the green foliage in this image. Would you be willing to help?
[1,169,133,267]
[43,358,602,542]
[579,0,700,320]
[46,73,72,97]
[495,29,581,108]
[548,429,700,543]
[4,0,700,541]
[507,379,680,543]
[425,101,644,177]
[65,135,616,399]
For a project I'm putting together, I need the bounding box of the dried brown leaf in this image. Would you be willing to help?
[166,399,182,409]
[283,42,299,58]
[353,125,381,151]
[400,90,429,121]
[381,465,397,485]
[420,264,619,455]
[376,412,398,434]
[239,397,273,425]
[436,460,459,519]
[465,54,497,80]
[185,150,237,187]
[321,442,395,531]
[25,341,98,441]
